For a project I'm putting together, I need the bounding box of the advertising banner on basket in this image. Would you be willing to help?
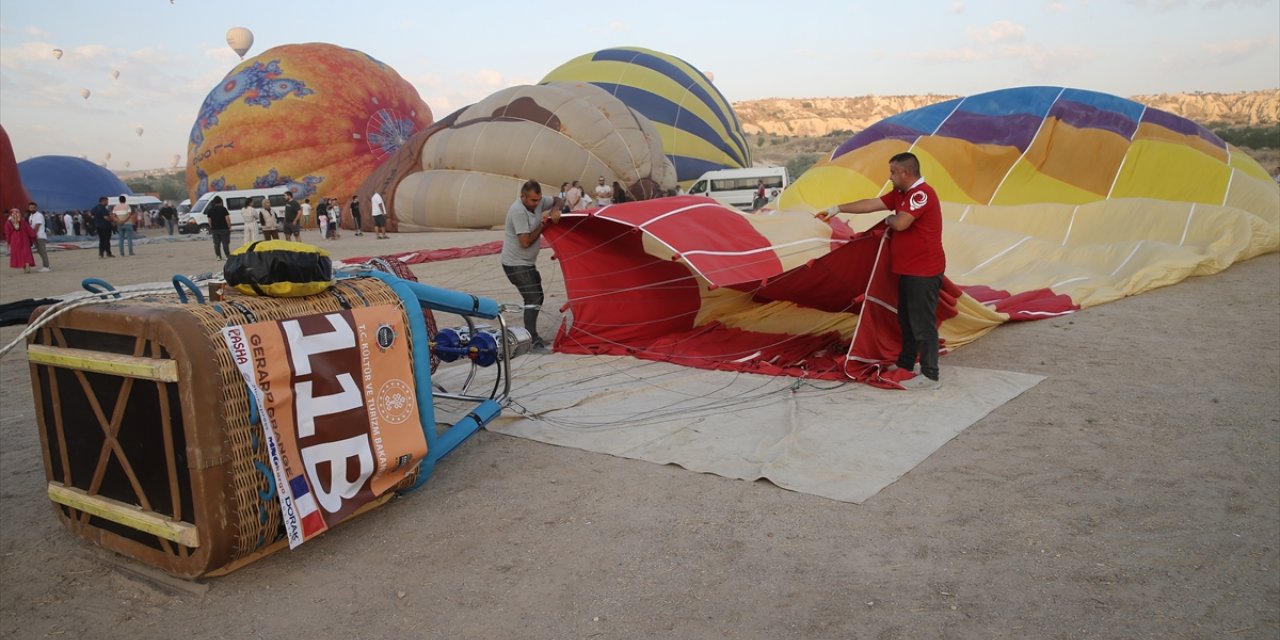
[222,305,426,548]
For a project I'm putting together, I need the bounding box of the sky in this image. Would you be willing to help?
[1,0,1277,171]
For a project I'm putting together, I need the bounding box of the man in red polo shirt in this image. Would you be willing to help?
[819,151,946,390]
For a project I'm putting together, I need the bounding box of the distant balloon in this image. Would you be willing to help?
[705,71,715,82]
[104,152,111,161]
[51,48,63,60]
[171,153,181,168]
[225,27,254,59]
[135,127,144,137]
[79,88,90,100]
[124,161,131,169]
[111,68,120,80]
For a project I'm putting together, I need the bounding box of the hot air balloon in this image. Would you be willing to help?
[135,127,144,137]
[103,152,112,162]
[79,88,90,100]
[778,85,1278,313]
[225,27,254,59]
[111,68,120,80]
[361,82,676,231]
[171,154,181,168]
[51,48,63,60]
[542,47,751,184]
[124,161,131,169]
[705,71,715,82]
[187,42,432,206]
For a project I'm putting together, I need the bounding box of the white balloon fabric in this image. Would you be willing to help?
[225,27,254,59]
[382,82,677,230]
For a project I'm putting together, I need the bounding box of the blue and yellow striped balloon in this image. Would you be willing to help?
[541,47,751,184]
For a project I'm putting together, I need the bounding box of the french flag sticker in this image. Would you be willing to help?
[289,475,327,538]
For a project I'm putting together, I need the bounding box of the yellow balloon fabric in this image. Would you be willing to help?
[779,86,1279,312]
[542,47,751,185]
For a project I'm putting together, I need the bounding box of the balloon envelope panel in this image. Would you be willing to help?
[541,47,751,184]
[186,42,432,204]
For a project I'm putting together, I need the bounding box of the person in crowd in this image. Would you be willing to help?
[301,198,312,230]
[4,207,36,273]
[91,197,114,258]
[329,198,342,239]
[62,211,75,238]
[611,181,632,204]
[818,151,946,390]
[159,201,177,235]
[371,191,390,239]
[316,198,329,240]
[258,197,280,240]
[240,197,261,245]
[283,191,302,241]
[593,176,613,206]
[27,202,51,272]
[500,179,564,353]
[349,195,363,236]
[206,195,231,260]
[112,195,136,257]
[566,180,584,211]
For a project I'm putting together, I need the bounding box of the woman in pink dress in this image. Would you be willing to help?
[4,207,36,273]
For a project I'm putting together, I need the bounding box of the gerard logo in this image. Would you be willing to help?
[909,191,928,211]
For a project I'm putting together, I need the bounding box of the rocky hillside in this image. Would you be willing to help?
[734,90,1280,136]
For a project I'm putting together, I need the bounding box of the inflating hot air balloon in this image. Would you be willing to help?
[225,27,254,59]
[135,127,144,137]
[360,82,677,231]
[186,42,432,206]
[111,68,120,80]
[51,48,63,60]
[79,88,90,100]
[778,85,1278,312]
[541,47,751,184]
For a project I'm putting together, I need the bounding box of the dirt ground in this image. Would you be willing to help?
[0,228,1276,640]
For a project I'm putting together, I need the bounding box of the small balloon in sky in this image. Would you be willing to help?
[135,127,144,137]
[124,161,131,169]
[103,152,111,161]
[51,48,63,60]
[79,88,90,100]
[225,27,254,59]
[111,68,120,80]
[705,71,715,82]
[171,154,181,168]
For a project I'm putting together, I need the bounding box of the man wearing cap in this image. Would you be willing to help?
[819,151,946,390]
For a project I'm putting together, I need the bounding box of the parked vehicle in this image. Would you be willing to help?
[180,187,290,234]
[686,167,789,211]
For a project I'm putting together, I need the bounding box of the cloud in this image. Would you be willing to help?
[908,48,986,63]
[951,2,966,13]
[413,68,517,116]
[1202,36,1274,64]
[1123,0,1186,11]
[23,25,50,38]
[997,43,1095,76]
[1203,0,1270,7]
[968,20,1026,45]
[1044,0,1066,11]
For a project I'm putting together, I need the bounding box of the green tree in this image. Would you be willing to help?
[786,153,818,179]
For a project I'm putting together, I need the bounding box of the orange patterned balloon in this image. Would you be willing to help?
[186,43,432,205]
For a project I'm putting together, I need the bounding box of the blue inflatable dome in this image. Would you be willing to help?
[16,155,133,212]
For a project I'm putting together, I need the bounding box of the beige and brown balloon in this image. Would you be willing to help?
[359,82,676,231]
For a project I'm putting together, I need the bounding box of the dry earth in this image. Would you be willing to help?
[0,228,1277,639]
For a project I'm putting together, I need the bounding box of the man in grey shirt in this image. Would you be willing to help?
[502,179,564,351]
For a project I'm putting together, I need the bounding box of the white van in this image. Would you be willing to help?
[687,167,789,211]
[180,187,290,234]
